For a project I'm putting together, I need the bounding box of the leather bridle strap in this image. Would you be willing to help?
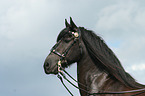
[58,68,145,96]
[131,90,145,96]
[57,74,74,96]
[57,71,90,96]
[50,31,80,60]
[90,89,145,95]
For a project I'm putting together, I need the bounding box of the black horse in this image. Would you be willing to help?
[44,17,145,96]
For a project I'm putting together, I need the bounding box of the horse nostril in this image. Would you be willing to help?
[45,62,50,68]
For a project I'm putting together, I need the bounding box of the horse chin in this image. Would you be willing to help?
[45,71,58,75]
[51,71,58,75]
[44,69,58,75]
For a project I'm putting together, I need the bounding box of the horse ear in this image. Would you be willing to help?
[65,19,70,27]
[70,17,77,29]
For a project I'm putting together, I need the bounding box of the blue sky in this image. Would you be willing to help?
[0,0,145,96]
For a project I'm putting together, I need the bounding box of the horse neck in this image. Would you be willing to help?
[77,47,110,95]
[76,47,129,95]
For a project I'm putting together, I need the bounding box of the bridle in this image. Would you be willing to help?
[49,28,145,96]
[51,31,80,58]
[50,29,81,69]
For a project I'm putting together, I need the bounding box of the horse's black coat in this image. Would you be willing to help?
[80,27,145,89]
[44,17,145,96]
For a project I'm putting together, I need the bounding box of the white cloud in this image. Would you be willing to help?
[95,0,145,84]
[95,0,145,66]
[95,0,145,39]
[131,64,145,71]
[0,0,61,40]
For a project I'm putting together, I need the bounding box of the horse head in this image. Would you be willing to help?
[44,17,82,74]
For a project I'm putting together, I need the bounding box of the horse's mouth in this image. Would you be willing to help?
[44,67,58,75]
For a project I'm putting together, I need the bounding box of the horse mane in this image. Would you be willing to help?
[80,27,145,89]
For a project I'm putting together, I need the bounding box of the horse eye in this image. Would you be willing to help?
[64,34,72,42]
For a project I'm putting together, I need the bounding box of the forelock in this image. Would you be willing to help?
[57,27,69,42]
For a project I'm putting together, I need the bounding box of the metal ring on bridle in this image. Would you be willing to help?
[72,32,79,38]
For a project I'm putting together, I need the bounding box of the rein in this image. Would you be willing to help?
[57,64,145,96]
[50,29,145,96]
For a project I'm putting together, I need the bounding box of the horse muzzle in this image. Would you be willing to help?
[43,57,59,75]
